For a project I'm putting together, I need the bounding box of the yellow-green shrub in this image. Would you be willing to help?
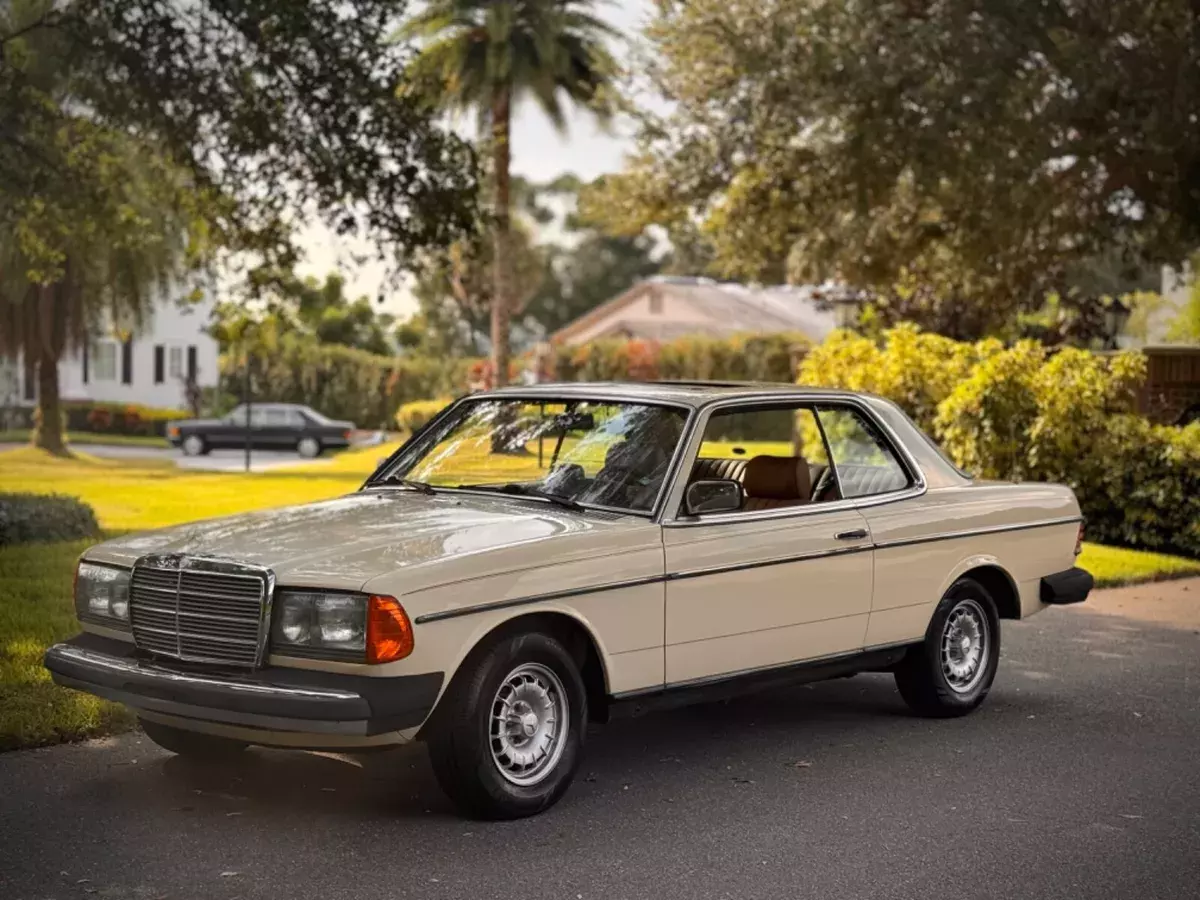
[801,326,1200,556]
[395,398,452,434]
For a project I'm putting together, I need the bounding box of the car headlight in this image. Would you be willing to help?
[75,561,131,626]
[271,591,413,664]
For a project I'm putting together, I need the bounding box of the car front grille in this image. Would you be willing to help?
[129,556,272,667]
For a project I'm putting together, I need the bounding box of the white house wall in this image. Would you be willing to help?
[12,286,219,411]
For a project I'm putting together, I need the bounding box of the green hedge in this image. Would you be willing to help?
[17,401,186,437]
[800,325,1200,557]
[552,332,807,383]
[0,493,100,546]
[219,338,473,429]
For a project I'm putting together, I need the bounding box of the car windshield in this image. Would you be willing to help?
[372,398,689,514]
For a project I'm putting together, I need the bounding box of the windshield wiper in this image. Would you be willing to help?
[469,483,585,512]
[373,474,436,495]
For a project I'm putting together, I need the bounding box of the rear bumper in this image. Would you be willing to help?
[44,634,442,738]
[1040,567,1094,605]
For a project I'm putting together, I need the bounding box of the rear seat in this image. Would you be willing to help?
[827,463,909,499]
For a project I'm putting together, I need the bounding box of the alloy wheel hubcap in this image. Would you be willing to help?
[489,662,569,786]
[941,598,989,693]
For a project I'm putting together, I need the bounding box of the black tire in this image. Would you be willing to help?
[181,434,208,457]
[140,717,248,761]
[426,630,587,820]
[894,577,1000,717]
[297,436,322,458]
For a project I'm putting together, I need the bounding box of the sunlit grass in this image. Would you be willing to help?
[1079,542,1200,588]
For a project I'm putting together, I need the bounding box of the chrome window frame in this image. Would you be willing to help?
[659,392,927,528]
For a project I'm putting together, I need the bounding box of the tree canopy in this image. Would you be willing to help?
[3,0,478,270]
[589,0,1200,339]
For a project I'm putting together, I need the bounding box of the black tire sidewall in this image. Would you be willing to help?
[431,630,587,819]
[901,578,1001,714]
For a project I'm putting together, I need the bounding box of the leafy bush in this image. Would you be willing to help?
[219,337,473,428]
[801,327,1200,556]
[554,332,807,383]
[0,494,100,546]
[396,398,452,434]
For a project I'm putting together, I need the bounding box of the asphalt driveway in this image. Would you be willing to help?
[2,588,1198,900]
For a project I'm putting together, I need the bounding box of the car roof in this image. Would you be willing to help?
[479,380,863,408]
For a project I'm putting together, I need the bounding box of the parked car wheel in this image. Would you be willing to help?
[181,434,208,457]
[297,436,322,458]
[139,717,247,761]
[894,577,1000,717]
[426,630,587,820]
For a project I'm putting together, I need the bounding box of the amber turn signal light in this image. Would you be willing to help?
[366,595,414,664]
[168,426,180,438]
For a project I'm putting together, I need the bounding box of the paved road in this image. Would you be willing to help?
[2,600,1198,900]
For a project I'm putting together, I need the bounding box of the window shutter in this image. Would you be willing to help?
[154,346,164,384]
[187,345,197,381]
[121,339,133,385]
[82,344,89,384]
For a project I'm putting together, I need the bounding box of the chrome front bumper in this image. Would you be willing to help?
[44,634,443,737]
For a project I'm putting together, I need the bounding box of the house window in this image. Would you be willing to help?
[649,293,663,315]
[93,342,118,381]
[154,346,165,384]
[168,346,183,378]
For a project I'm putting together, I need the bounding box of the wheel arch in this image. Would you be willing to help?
[952,561,1021,620]
[420,609,612,737]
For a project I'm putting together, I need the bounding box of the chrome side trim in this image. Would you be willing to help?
[871,516,1083,551]
[666,544,873,582]
[412,515,1080,624]
[412,574,667,624]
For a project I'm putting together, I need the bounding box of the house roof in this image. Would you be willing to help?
[550,277,843,344]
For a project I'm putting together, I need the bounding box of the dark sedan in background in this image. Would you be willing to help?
[167,403,356,458]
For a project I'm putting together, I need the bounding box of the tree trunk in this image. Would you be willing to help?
[33,353,69,456]
[490,87,514,389]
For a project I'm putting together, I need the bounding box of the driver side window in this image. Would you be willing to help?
[690,404,834,513]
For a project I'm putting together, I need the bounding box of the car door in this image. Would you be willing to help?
[809,403,927,649]
[661,401,875,684]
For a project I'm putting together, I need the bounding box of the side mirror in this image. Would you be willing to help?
[685,479,743,516]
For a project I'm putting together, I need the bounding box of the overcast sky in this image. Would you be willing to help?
[296,0,654,317]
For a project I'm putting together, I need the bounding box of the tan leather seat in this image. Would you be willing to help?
[741,455,812,511]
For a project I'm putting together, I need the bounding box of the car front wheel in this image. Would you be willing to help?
[140,717,247,761]
[894,577,1000,717]
[426,630,587,819]
[181,434,207,456]
[297,436,322,458]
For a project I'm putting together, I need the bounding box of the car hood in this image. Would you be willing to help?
[85,490,649,592]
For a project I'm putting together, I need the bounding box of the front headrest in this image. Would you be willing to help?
[742,455,811,501]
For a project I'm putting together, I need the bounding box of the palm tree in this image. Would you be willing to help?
[400,0,618,386]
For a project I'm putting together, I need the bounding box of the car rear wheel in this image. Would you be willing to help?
[140,717,247,761]
[181,434,207,457]
[297,436,322,458]
[426,630,587,819]
[894,577,1000,717]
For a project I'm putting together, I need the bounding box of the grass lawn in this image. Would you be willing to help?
[0,429,168,448]
[0,442,401,749]
[1078,542,1200,588]
[2,440,1198,750]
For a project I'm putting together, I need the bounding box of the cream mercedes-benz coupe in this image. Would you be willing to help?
[45,382,1093,818]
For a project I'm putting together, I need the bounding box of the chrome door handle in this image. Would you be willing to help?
[835,529,869,541]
